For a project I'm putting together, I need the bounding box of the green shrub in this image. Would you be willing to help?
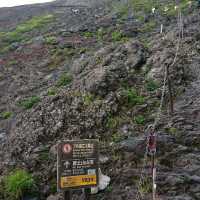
[47,88,57,96]
[4,169,35,200]
[111,132,123,143]
[45,36,58,45]
[83,32,94,38]
[56,73,73,87]
[111,31,124,42]
[145,79,159,91]
[134,115,145,125]
[1,111,12,119]
[122,88,144,106]
[83,93,94,106]
[137,177,152,195]
[106,117,119,129]
[19,96,40,109]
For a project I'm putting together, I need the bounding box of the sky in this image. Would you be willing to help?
[0,0,55,8]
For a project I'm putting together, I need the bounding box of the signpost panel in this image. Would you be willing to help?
[57,140,99,191]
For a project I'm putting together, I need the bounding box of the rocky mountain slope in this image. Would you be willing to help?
[0,0,200,200]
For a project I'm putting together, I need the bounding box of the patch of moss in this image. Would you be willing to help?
[19,96,40,109]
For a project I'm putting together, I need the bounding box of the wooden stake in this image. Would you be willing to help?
[64,190,72,200]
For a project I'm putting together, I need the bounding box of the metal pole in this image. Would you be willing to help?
[85,188,91,200]
[152,155,156,200]
[64,190,72,200]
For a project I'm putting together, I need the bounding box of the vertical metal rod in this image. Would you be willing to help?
[166,65,174,115]
[160,24,163,34]
[64,190,72,200]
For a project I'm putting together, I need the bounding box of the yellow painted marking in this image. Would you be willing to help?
[60,174,97,188]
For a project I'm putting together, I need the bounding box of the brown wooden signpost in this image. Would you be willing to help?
[57,140,99,200]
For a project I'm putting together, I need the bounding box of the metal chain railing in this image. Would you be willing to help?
[136,3,184,200]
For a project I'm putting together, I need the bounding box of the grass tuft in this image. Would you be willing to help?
[0,111,12,119]
[19,96,40,109]
[4,169,35,200]
[56,73,73,87]
[121,87,144,106]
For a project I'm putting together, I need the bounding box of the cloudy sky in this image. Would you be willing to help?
[0,0,55,7]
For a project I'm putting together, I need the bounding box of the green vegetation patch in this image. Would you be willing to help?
[145,79,159,91]
[47,88,57,96]
[111,132,124,143]
[45,36,58,45]
[111,30,127,42]
[19,96,41,109]
[121,87,145,106]
[0,14,54,44]
[137,177,152,195]
[56,73,73,87]
[0,111,12,119]
[83,93,94,106]
[83,31,94,38]
[134,115,145,125]
[3,169,35,200]
[112,0,191,21]
[16,14,54,33]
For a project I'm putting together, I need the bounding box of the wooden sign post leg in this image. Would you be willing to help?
[64,190,72,200]
[85,188,91,200]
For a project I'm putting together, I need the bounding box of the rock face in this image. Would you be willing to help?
[0,1,200,200]
[72,41,147,96]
